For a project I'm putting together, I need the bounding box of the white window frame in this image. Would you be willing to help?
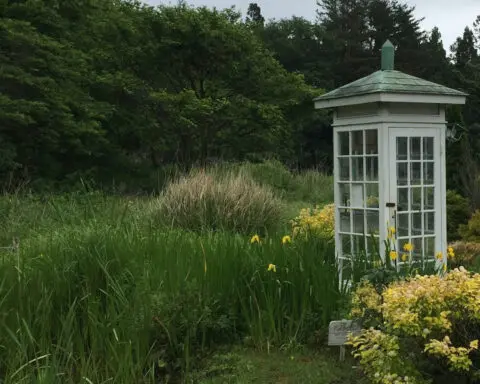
[388,127,446,269]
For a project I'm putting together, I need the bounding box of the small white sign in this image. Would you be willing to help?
[328,320,362,346]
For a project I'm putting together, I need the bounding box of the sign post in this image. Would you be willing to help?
[328,320,362,361]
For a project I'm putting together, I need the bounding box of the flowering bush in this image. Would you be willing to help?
[291,204,335,240]
[348,268,480,383]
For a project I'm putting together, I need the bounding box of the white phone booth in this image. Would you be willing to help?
[314,40,467,276]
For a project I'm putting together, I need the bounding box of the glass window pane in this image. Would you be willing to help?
[424,212,435,235]
[425,237,435,260]
[340,209,351,232]
[410,187,422,211]
[341,234,351,256]
[398,213,409,237]
[410,162,421,185]
[351,184,364,207]
[424,187,434,210]
[399,240,413,261]
[397,163,408,185]
[412,212,422,235]
[341,259,352,283]
[424,162,434,185]
[366,157,378,181]
[365,130,378,154]
[366,184,379,208]
[339,183,350,207]
[423,137,434,160]
[366,236,378,256]
[352,131,363,155]
[397,137,408,160]
[352,157,364,181]
[352,235,365,255]
[366,210,379,234]
[410,137,421,160]
[353,209,365,234]
[339,132,349,156]
[398,188,408,212]
[339,158,349,181]
[412,237,423,261]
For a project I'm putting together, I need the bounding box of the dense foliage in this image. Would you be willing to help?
[349,269,480,383]
[0,0,479,197]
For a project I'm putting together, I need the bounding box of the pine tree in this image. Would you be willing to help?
[451,27,478,68]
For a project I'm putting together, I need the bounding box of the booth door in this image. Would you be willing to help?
[388,128,443,265]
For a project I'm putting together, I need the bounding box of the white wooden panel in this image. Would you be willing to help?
[388,103,440,116]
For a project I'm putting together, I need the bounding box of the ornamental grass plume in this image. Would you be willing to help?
[153,169,283,234]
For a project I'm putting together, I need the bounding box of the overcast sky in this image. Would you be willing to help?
[145,0,479,50]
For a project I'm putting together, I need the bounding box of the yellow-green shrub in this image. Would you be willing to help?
[348,269,480,383]
[291,204,334,240]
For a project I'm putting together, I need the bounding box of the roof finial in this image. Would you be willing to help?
[381,40,395,71]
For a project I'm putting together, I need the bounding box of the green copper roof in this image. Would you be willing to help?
[313,70,467,101]
[314,40,467,102]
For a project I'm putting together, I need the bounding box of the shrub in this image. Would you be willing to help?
[348,269,480,384]
[447,190,471,241]
[459,209,480,242]
[149,280,238,375]
[152,169,284,234]
[291,204,335,241]
[449,241,480,269]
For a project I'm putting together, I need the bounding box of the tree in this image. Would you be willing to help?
[316,0,427,84]
[451,27,478,68]
[262,17,330,87]
[261,17,333,167]
[420,27,450,84]
[0,16,108,181]
[147,4,318,165]
[246,3,264,26]
[317,0,372,86]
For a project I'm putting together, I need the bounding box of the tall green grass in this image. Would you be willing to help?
[0,195,343,382]
[207,160,334,205]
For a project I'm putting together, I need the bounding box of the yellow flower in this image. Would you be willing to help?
[403,243,413,252]
[401,253,408,262]
[282,235,292,244]
[267,263,276,272]
[250,235,260,244]
[388,226,396,239]
[447,247,455,259]
[443,263,447,272]
[436,251,443,260]
[389,250,398,261]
